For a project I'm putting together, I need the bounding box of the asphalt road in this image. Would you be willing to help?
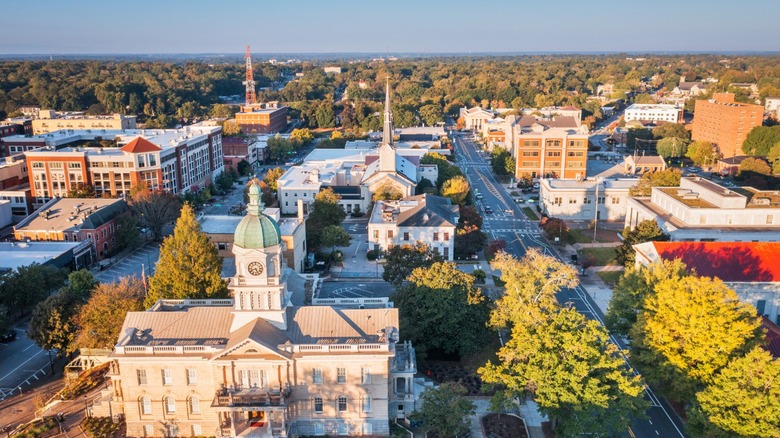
[94,242,161,284]
[452,132,687,438]
[0,324,55,401]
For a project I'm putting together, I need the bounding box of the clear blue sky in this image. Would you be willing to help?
[1,0,778,54]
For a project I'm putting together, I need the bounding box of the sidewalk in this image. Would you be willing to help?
[0,371,65,434]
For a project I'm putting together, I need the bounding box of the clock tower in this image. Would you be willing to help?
[229,180,290,331]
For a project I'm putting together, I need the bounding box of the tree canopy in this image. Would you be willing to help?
[146,204,228,307]
[440,175,470,206]
[382,242,443,287]
[686,140,719,167]
[742,125,780,156]
[414,383,476,437]
[264,167,285,192]
[394,261,492,358]
[738,156,772,177]
[628,168,682,196]
[616,220,669,267]
[129,184,182,241]
[306,188,346,250]
[75,277,145,349]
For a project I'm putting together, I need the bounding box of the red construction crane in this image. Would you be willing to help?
[243,45,256,106]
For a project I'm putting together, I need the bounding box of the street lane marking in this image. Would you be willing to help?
[0,348,45,383]
[23,343,37,352]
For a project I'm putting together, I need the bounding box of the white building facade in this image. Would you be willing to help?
[624,104,683,124]
[539,178,638,221]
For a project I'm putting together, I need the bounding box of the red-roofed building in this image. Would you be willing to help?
[120,137,162,154]
[634,241,780,324]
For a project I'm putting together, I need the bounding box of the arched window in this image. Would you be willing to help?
[313,396,323,413]
[165,396,176,414]
[189,396,200,414]
[140,396,152,415]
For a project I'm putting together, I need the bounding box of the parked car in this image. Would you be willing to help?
[484,206,493,214]
[0,330,17,343]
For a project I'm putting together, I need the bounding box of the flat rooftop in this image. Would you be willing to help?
[0,241,84,270]
[544,178,638,190]
[15,198,125,232]
[200,214,300,236]
[5,126,219,151]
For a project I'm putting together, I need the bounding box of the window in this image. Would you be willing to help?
[611,197,620,204]
[165,396,176,414]
[144,425,154,436]
[757,300,767,316]
[362,396,372,413]
[545,140,561,147]
[553,197,562,206]
[361,368,372,384]
[314,423,325,436]
[768,215,775,225]
[68,162,81,169]
[403,232,409,241]
[162,369,172,385]
[339,423,349,436]
[443,232,450,241]
[314,396,323,413]
[189,396,200,414]
[337,368,346,383]
[217,242,227,251]
[569,198,577,204]
[387,230,393,239]
[522,140,539,147]
[598,197,605,204]
[313,368,323,384]
[443,247,449,258]
[141,397,152,415]
[522,151,539,157]
[192,425,202,436]
[547,151,561,157]
[338,396,348,412]
[433,232,439,241]
[373,230,379,239]
[137,369,148,385]
[186,369,197,385]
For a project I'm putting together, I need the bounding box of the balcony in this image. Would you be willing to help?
[213,385,290,408]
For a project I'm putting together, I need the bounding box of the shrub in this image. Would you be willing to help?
[366,249,379,261]
[472,269,487,283]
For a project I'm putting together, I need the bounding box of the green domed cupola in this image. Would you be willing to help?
[234,180,281,249]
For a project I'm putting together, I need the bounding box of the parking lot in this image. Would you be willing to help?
[95,242,161,283]
[318,280,394,300]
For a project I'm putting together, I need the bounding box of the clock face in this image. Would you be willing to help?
[247,261,264,276]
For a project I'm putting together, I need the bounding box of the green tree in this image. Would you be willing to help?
[689,347,780,438]
[394,261,492,358]
[306,188,346,250]
[626,128,654,149]
[628,168,683,196]
[236,159,252,177]
[742,125,780,156]
[75,277,145,349]
[29,293,79,357]
[66,183,96,198]
[738,156,772,176]
[419,104,444,126]
[320,225,351,257]
[653,123,690,141]
[215,172,235,192]
[686,140,719,167]
[210,103,235,119]
[480,253,646,436]
[372,182,403,201]
[382,242,443,287]
[539,216,569,241]
[415,177,435,195]
[267,135,296,162]
[221,120,242,136]
[491,148,514,176]
[768,142,780,174]
[421,152,462,189]
[630,276,762,401]
[0,264,67,318]
[290,128,314,143]
[441,175,470,206]
[616,220,669,267]
[315,100,336,128]
[655,137,689,159]
[145,204,228,307]
[454,206,486,258]
[604,259,690,337]
[264,167,285,192]
[129,185,182,241]
[115,211,142,250]
[414,383,476,437]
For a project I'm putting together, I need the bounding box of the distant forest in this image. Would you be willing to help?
[1,54,778,130]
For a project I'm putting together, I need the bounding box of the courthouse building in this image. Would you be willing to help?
[93,182,418,437]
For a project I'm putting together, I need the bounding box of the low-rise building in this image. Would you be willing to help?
[0,240,93,272]
[459,107,494,131]
[624,104,683,124]
[235,102,288,134]
[539,177,638,221]
[716,156,751,176]
[625,177,780,241]
[624,155,666,174]
[0,183,33,221]
[634,241,780,324]
[673,77,710,97]
[13,197,128,260]
[368,194,458,261]
[31,111,136,135]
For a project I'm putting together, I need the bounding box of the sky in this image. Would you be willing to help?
[1,0,779,54]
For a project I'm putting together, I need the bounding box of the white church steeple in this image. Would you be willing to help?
[379,78,397,172]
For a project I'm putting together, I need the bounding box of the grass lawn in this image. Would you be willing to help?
[578,247,619,266]
[566,229,592,244]
[597,270,623,286]
[522,207,539,220]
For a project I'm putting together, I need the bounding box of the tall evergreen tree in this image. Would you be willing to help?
[146,204,228,307]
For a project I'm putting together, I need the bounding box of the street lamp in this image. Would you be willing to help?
[374,238,380,279]
[83,395,89,418]
[593,178,603,243]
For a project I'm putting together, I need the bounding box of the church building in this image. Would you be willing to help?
[92,182,418,437]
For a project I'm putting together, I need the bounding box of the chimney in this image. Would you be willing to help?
[297,199,304,221]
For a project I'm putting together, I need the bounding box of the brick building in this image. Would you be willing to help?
[235,102,288,134]
[513,117,590,180]
[691,93,763,159]
[13,197,128,260]
[17,126,223,205]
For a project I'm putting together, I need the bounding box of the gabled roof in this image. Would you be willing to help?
[216,318,291,359]
[638,241,780,283]
[118,306,233,347]
[120,136,162,153]
[395,194,459,228]
[286,306,398,344]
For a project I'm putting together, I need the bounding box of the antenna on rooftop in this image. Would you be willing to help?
[243,45,257,106]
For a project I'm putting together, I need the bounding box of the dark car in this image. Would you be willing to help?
[484,206,493,214]
[0,330,17,343]
[570,254,578,265]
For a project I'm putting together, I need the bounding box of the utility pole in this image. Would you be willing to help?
[593,178,602,242]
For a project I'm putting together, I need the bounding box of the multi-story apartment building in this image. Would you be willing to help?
[17,126,223,204]
[513,120,590,180]
[31,110,137,135]
[13,197,128,260]
[625,177,780,241]
[691,93,763,159]
[368,194,459,261]
[624,104,683,124]
[92,182,418,437]
[235,102,288,134]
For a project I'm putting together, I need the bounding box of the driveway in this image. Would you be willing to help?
[94,243,161,283]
